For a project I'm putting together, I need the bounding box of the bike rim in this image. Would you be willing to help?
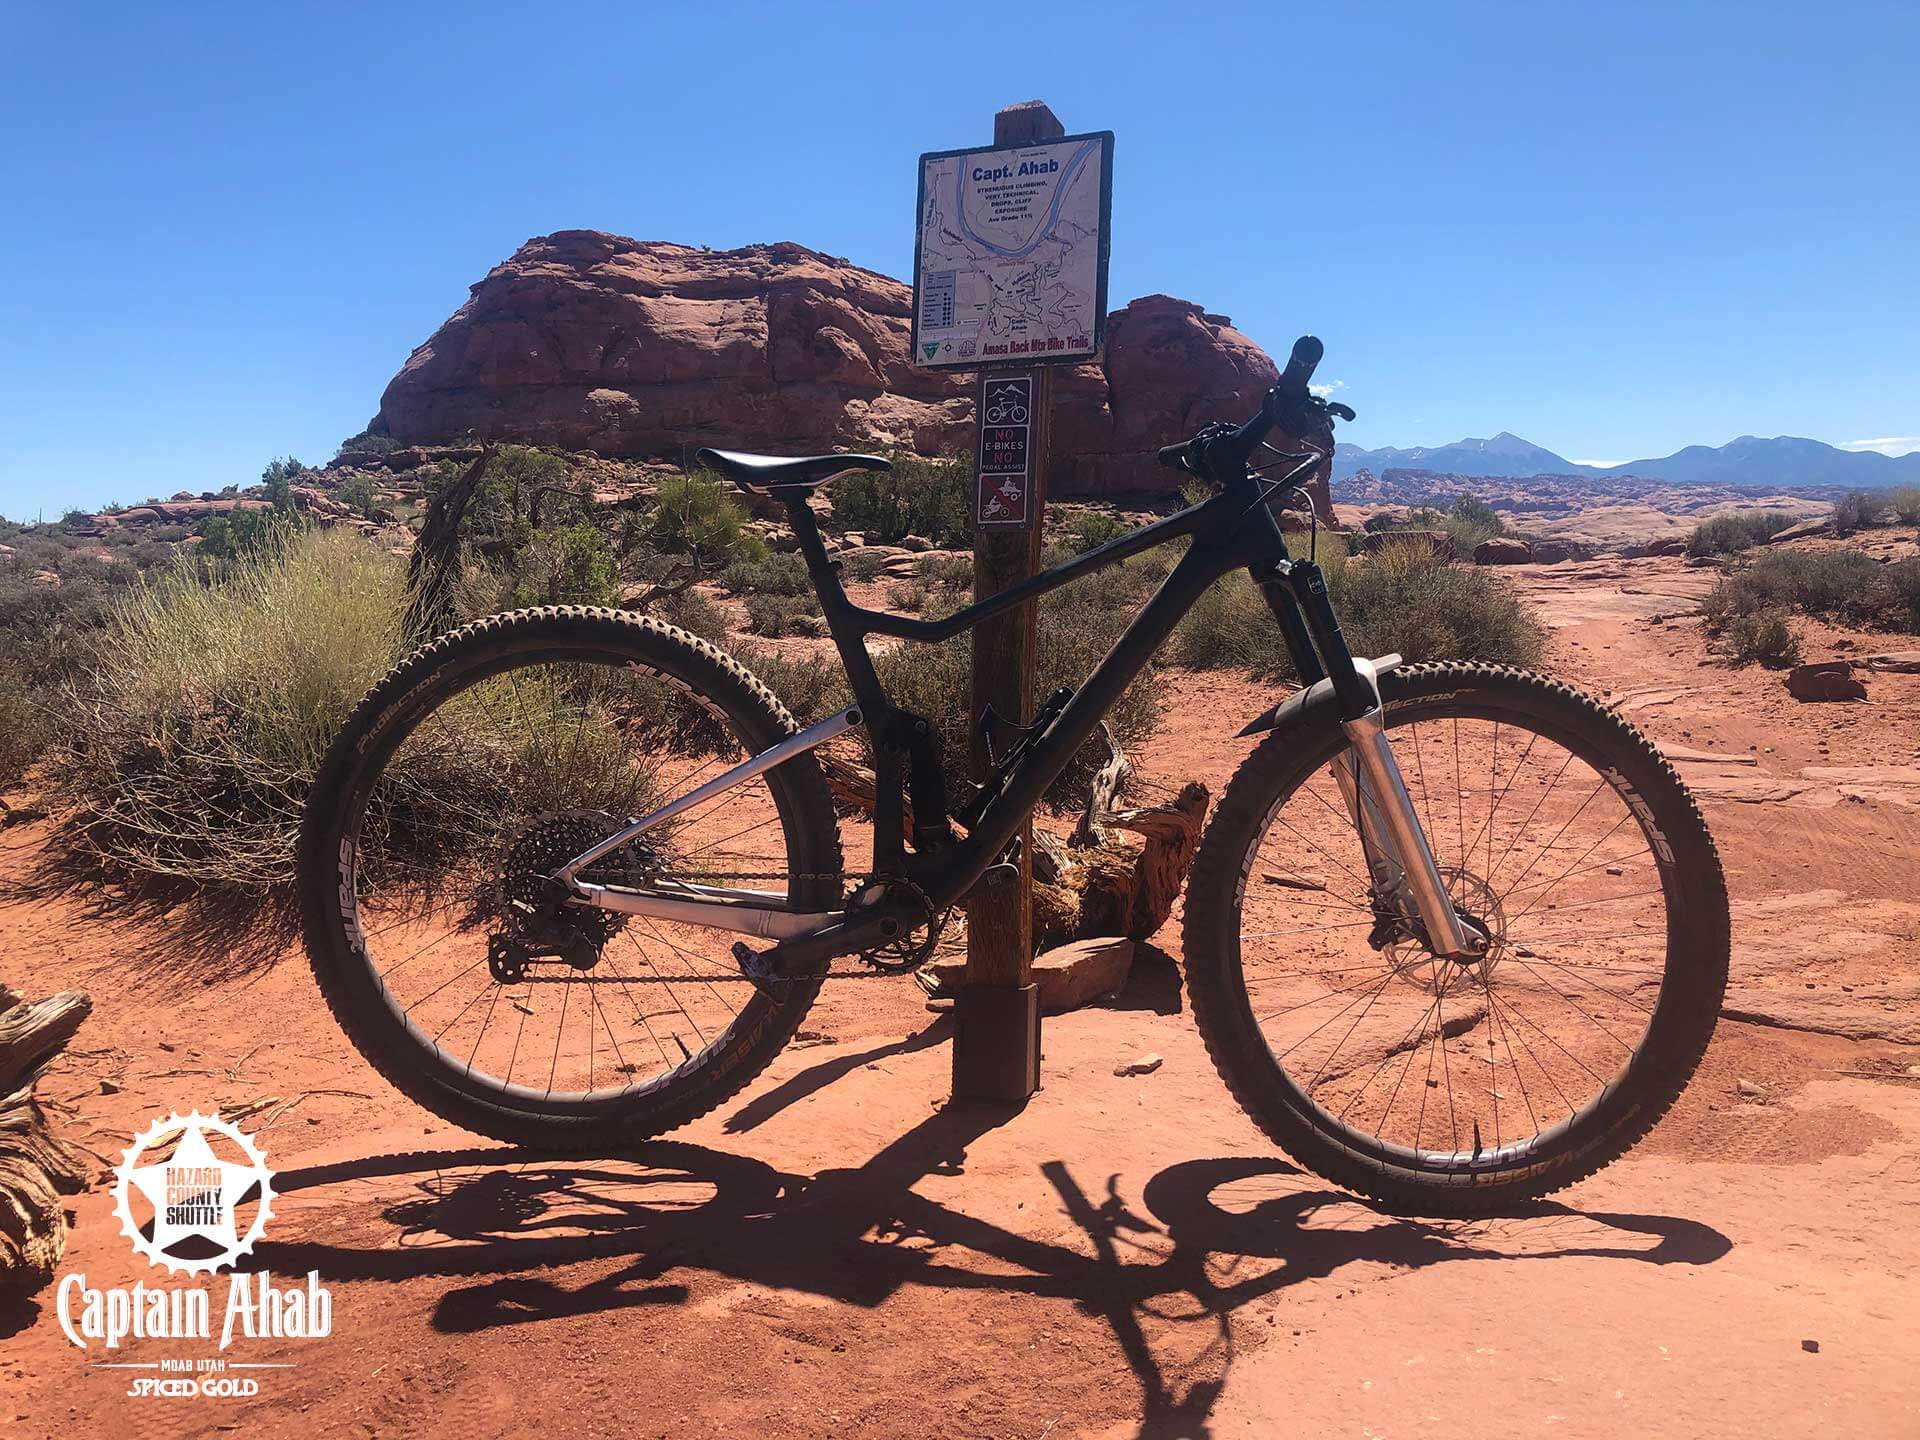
[1233,701,1678,1173]
[335,648,820,1108]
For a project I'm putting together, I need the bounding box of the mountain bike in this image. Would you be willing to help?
[297,337,1729,1215]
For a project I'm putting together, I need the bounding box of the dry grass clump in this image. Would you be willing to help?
[1170,546,1546,677]
[40,528,408,893]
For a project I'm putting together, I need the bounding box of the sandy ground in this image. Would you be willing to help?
[3,556,1918,1438]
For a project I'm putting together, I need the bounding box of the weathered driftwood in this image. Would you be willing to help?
[823,725,1209,954]
[0,982,93,1296]
[1034,778,1210,950]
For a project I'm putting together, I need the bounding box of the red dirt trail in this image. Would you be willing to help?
[3,556,1917,1438]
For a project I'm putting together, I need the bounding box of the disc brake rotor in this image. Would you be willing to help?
[1379,867,1507,994]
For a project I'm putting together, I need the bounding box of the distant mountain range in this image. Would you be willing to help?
[1331,432,1920,488]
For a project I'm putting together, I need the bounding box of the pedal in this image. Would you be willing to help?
[731,940,794,1002]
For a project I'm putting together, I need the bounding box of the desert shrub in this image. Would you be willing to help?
[1170,547,1545,677]
[507,520,620,607]
[838,548,893,582]
[1719,609,1802,666]
[1888,485,1920,525]
[198,507,289,561]
[745,591,821,637]
[1064,508,1130,553]
[887,580,931,613]
[0,547,142,689]
[724,551,813,597]
[337,474,379,520]
[646,585,731,644]
[918,551,974,589]
[831,454,972,546]
[1686,510,1797,557]
[1432,494,1506,554]
[40,528,407,893]
[644,470,767,566]
[1831,490,1885,532]
[334,429,401,459]
[734,644,847,720]
[0,662,48,789]
[1704,549,1920,636]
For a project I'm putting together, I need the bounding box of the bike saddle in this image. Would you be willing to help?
[696,448,891,494]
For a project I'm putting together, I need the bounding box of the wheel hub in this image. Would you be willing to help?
[1380,868,1508,993]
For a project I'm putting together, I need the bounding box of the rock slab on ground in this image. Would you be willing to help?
[924,936,1135,1017]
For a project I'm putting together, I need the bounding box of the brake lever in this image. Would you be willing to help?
[1326,401,1356,422]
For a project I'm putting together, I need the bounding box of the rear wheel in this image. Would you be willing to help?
[1184,663,1728,1215]
[297,606,843,1150]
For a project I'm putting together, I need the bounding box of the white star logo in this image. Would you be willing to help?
[112,1111,276,1276]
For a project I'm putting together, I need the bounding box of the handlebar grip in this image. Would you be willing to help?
[1276,334,1324,397]
[1155,439,1194,472]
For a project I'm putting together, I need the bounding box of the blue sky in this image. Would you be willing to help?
[1,1,1915,517]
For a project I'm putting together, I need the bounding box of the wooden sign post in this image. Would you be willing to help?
[955,100,1062,1103]
[910,99,1111,1104]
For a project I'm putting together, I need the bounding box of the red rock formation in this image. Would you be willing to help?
[375,233,1327,508]
[377,233,971,461]
[1051,297,1279,498]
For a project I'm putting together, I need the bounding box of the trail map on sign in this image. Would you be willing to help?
[912,131,1111,370]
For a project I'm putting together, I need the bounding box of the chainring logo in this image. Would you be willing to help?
[59,1108,332,1389]
[114,1111,276,1275]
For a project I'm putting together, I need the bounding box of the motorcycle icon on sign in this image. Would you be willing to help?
[980,474,1026,525]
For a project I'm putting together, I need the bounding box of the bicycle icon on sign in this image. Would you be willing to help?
[984,384,1030,425]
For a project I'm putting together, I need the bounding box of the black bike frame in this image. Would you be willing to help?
[760,465,1371,969]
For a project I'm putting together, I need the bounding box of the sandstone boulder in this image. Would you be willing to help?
[1473,535,1533,564]
[1768,516,1834,544]
[378,233,971,462]
[374,234,1320,507]
[1786,662,1868,702]
[1049,295,1331,513]
[1528,538,1591,564]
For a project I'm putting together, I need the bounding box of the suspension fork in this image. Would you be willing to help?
[1253,551,1483,958]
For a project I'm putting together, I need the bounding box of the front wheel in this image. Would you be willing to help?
[1184,663,1729,1215]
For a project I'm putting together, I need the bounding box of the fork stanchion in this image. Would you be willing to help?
[952,99,1065,1104]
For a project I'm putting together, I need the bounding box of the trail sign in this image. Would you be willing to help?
[976,374,1035,528]
[911,131,1113,370]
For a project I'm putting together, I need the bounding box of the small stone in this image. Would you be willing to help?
[1736,1078,1764,1098]
[98,1078,120,1095]
[1605,865,1624,877]
[1801,1339,1820,1354]
[1115,1053,1163,1077]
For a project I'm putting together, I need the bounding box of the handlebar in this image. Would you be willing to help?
[1156,334,1349,484]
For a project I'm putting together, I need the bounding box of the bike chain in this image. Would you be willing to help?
[680,868,947,974]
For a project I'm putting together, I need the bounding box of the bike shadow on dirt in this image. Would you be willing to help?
[258,1103,1731,1440]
